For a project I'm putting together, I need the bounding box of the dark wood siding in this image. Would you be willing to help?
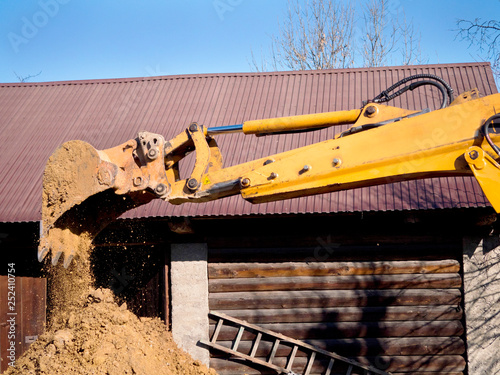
[0,276,46,374]
[207,244,466,375]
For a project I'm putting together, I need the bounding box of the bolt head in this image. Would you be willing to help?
[155,183,167,195]
[189,123,198,132]
[333,158,341,166]
[133,176,143,187]
[365,105,377,118]
[269,172,278,179]
[148,148,158,160]
[241,178,251,187]
[187,178,198,190]
[469,150,479,160]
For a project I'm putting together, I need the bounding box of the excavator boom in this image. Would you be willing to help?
[38,74,500,268]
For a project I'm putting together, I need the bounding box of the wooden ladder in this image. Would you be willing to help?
[200,311,392,375]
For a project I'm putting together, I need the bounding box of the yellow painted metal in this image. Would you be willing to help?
[353,104,417,127]
[237,95,498,201]
[235,94,500,206]
[171,93,500,211]
[186,124,210,191]
[449,89,480,106]
[40,90,500,267]
[465,146,500,212]
[242,109,361,135]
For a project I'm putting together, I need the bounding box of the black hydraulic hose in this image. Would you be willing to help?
[409,80,449,109]
[482,113,500,157]
[370,74,454,109]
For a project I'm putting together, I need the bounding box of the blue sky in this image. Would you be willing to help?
[0,0,499,83]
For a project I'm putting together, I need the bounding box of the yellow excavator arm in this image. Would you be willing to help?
[38,75,500,268]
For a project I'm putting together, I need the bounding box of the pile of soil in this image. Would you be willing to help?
[11,162,218,375]
[6,288,217,375]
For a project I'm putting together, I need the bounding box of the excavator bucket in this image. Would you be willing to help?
[38,133,166,268]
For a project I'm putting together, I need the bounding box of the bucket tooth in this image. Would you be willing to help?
[51,250,63,266]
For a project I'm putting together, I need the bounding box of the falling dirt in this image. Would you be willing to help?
[8,143,218,374]
[7,239,217,375]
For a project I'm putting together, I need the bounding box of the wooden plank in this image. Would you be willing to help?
[210,354,465,373]
[286,345,299,371]
[325,357,335,375]
[211,318,224,343]
[210,358,464,375]
[249,332,262,358]
[0,276,46,374]
[209,320,464,340]
[20,278,46,354]
[208,260,460,279]
[267,339,280,364]
[0,276,8,374]
[232,326,244,351]
[163,250,170,328]
[215,305,463,323]
[208,245,459,263]
[304,351,316,375]
[209,273,462,292]
[201,341,286,373]
[211,336,465,357]
[353,355,466,373]
[209,289,462,310]
[207,237,460,255]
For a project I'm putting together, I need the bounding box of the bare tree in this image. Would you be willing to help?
[252,0,425,72]
[262,0,356,71]
[362,0,425,67]
[457,18,500,81]
[14,71,42,83]
[399,13,425,66]
[361,0,397,67]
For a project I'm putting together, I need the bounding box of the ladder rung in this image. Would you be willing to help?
[285,345,299,371]
[211,318,224,343]
[325,357,335,375]
[232,326,245,351]
[268,338,280,364]
[304,351,316,375]
[201,340,285,373]
[249,332,262,358]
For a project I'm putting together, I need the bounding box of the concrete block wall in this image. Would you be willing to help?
[463,236,500,375]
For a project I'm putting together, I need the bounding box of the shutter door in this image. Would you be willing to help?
[207,243,466,375]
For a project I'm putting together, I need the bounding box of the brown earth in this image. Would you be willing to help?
[10,150,218,374]
[6,287,217,375]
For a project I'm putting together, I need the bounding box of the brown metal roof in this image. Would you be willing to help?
[0,63,497,222]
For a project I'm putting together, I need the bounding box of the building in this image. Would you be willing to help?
[1,63,499,374]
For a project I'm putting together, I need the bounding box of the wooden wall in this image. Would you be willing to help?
[0,276,46,374]
[207,244,466,375]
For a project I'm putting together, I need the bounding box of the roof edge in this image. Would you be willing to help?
[0,62,492,87]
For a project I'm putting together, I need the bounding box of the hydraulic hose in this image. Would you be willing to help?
[370,74,454,109]
[482,113,500,157]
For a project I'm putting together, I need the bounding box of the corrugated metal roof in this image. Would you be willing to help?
[0,63,497,222]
